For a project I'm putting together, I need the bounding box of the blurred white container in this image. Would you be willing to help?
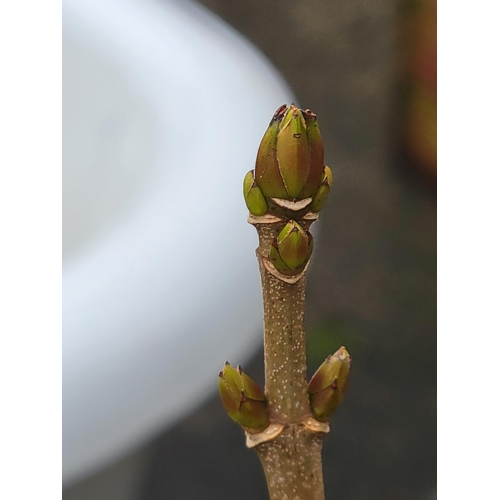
[63,0,294,486]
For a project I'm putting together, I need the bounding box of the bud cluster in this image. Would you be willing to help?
[218,362,269,433]
[243,104,333,217]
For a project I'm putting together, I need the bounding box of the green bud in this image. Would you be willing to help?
[300,109,325,198]
[310,166,333,213]
[323,164,333,186]
[276,105,310,198]
[308,346,351,422]
[239,367,266,402]
[268,220,313,275]
[243,170,268,216]
[268,241,290,274]
[254,104,326,201]
[254,105,289,199]
[218,362,269,433]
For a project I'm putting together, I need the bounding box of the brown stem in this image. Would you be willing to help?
[248,213,328,500]
[256,426,326,500]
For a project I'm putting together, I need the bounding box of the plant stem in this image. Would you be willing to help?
[249,214,327,500]
[256,426,325,500]
[257,220,310,423]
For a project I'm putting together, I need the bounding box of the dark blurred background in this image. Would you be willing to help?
[64,0,436,498]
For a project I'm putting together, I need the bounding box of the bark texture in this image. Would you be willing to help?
[250,214,327,500]
[257,426,325,500]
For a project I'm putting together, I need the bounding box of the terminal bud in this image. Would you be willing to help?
[254,104,325,201]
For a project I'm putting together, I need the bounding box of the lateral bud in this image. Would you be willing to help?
[310,166,333,213]
[268,220,313,275]
[218,363,269,433]
[308,346,351,422]
[243,170,268,216]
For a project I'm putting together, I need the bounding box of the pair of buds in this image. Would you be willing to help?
[243,104,334,217]
[218,347,351,433]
